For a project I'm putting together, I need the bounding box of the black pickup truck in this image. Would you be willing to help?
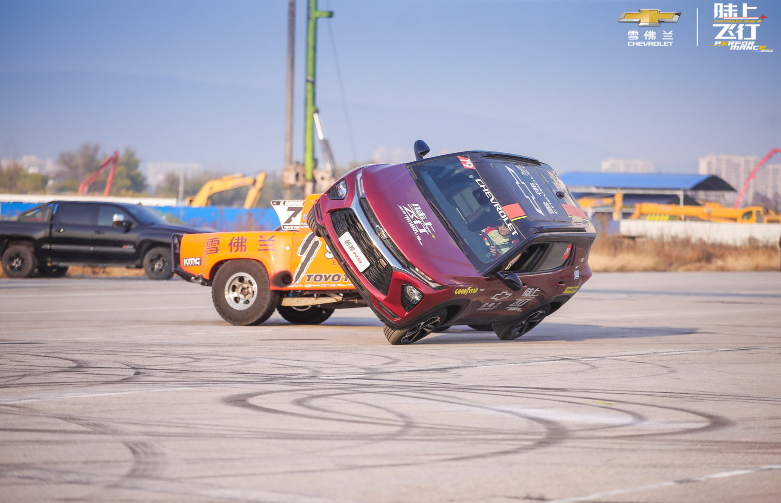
[0,201,204,279]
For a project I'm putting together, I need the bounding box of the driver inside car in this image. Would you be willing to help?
[483,221,519,257]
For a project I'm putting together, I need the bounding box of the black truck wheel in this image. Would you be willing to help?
[2,245,36,279]
[383,309,447,345]
[493,305,551,340]
[277,305,334,325]
[38,265,68,278]
[143,247,174,280]
[212,260,280,326]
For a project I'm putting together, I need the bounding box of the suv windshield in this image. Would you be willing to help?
[409,155,523,272]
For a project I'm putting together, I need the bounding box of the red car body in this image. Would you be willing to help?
[308,150,596,344]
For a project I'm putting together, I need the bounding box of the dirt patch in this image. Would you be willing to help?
[590,235,781,272]
[0,266,146,279]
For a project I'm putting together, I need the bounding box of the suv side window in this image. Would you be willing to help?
[97,205,131,227]
[536,242,573,272]
[56,203,96,225]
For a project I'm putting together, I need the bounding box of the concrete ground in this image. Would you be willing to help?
[0,272,779,502]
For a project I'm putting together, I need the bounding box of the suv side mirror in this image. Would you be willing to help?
[112,214,125,227]
[414,140,430,161]
[495,270,524,291]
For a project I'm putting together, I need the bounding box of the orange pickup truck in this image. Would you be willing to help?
[172,195,364,326]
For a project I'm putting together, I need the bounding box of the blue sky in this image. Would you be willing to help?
[1,0,779,176]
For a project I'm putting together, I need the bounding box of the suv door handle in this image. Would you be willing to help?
[555,281,566,288]
[94,230,105,234]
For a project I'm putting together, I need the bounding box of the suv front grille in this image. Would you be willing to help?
[330,209,392,296]
[358,198,411,269]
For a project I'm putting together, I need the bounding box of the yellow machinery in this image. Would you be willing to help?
[629,202,781,224]
[577,193,623,220]
[186,172,267,209]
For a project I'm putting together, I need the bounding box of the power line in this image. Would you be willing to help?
[325,17,357,164]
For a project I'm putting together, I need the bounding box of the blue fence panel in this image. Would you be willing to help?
[0,202,280,232]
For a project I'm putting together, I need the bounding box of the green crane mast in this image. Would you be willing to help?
[304,0,333,195]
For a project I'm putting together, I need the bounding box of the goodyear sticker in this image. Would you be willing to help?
[563,286,579,294]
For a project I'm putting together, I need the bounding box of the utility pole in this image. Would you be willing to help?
[284,0,295,193]
[304,0,333,196]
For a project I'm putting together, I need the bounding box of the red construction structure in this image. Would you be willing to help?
[733,148,781,208]
[77,150,120,196]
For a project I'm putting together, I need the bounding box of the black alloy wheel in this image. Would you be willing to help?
[493,305,551,341]
[383,309,447,345]
[2,245,36,279]
[143,247,174,280]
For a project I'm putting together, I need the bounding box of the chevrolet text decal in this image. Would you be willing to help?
[475,179,518,235]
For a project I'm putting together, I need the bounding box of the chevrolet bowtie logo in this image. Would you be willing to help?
[619,9,681,26]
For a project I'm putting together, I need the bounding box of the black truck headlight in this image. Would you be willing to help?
[401,284,424,312]
[327,179,348,200]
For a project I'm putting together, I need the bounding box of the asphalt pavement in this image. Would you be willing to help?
[1,272,780,502]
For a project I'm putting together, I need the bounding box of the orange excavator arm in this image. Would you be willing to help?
[77,150,119,196]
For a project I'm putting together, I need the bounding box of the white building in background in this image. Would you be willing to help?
[145,161,204,190]
[699,155,781,207]
[0,155,59,175]
[600,159,655,174]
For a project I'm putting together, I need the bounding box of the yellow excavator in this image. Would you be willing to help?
[186,172,267,208]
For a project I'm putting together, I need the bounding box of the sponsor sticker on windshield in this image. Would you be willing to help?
[458,156,476,170]
[338,231,370,272]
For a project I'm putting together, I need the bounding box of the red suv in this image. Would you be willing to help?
[308,142,596,345]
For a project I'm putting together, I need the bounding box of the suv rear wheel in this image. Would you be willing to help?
[493,305,550,340]
[383,309,447,345]
[212,260,280,326]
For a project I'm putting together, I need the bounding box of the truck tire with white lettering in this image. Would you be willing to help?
[277,305,334,325]
[212,259,280,326]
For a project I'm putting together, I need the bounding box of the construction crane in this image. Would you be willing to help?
[185,171,267,209]
[734,148,781,208]
[629,201,781,224]
[78,150,119,196]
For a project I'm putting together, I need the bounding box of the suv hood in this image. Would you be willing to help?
[361,164,477,283]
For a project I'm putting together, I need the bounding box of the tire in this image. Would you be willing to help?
[38,265,68,278]
[468,324,493,332]
[383,309,447,345]
[143,246,174,280]
[2,245,36,279]
[277,305,334,325]
[493,305,551,341]
[212,259,280,326]
[306,210,321,237]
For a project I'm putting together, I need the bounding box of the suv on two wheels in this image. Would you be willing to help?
[308,144,596,344]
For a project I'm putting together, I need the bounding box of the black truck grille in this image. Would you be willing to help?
[330,209,392,296]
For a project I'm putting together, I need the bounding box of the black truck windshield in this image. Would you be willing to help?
[125,205,169,225]
[409,156,523,273]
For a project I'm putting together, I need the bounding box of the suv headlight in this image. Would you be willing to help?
[401,284,424,312]
[327,179,348,200]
